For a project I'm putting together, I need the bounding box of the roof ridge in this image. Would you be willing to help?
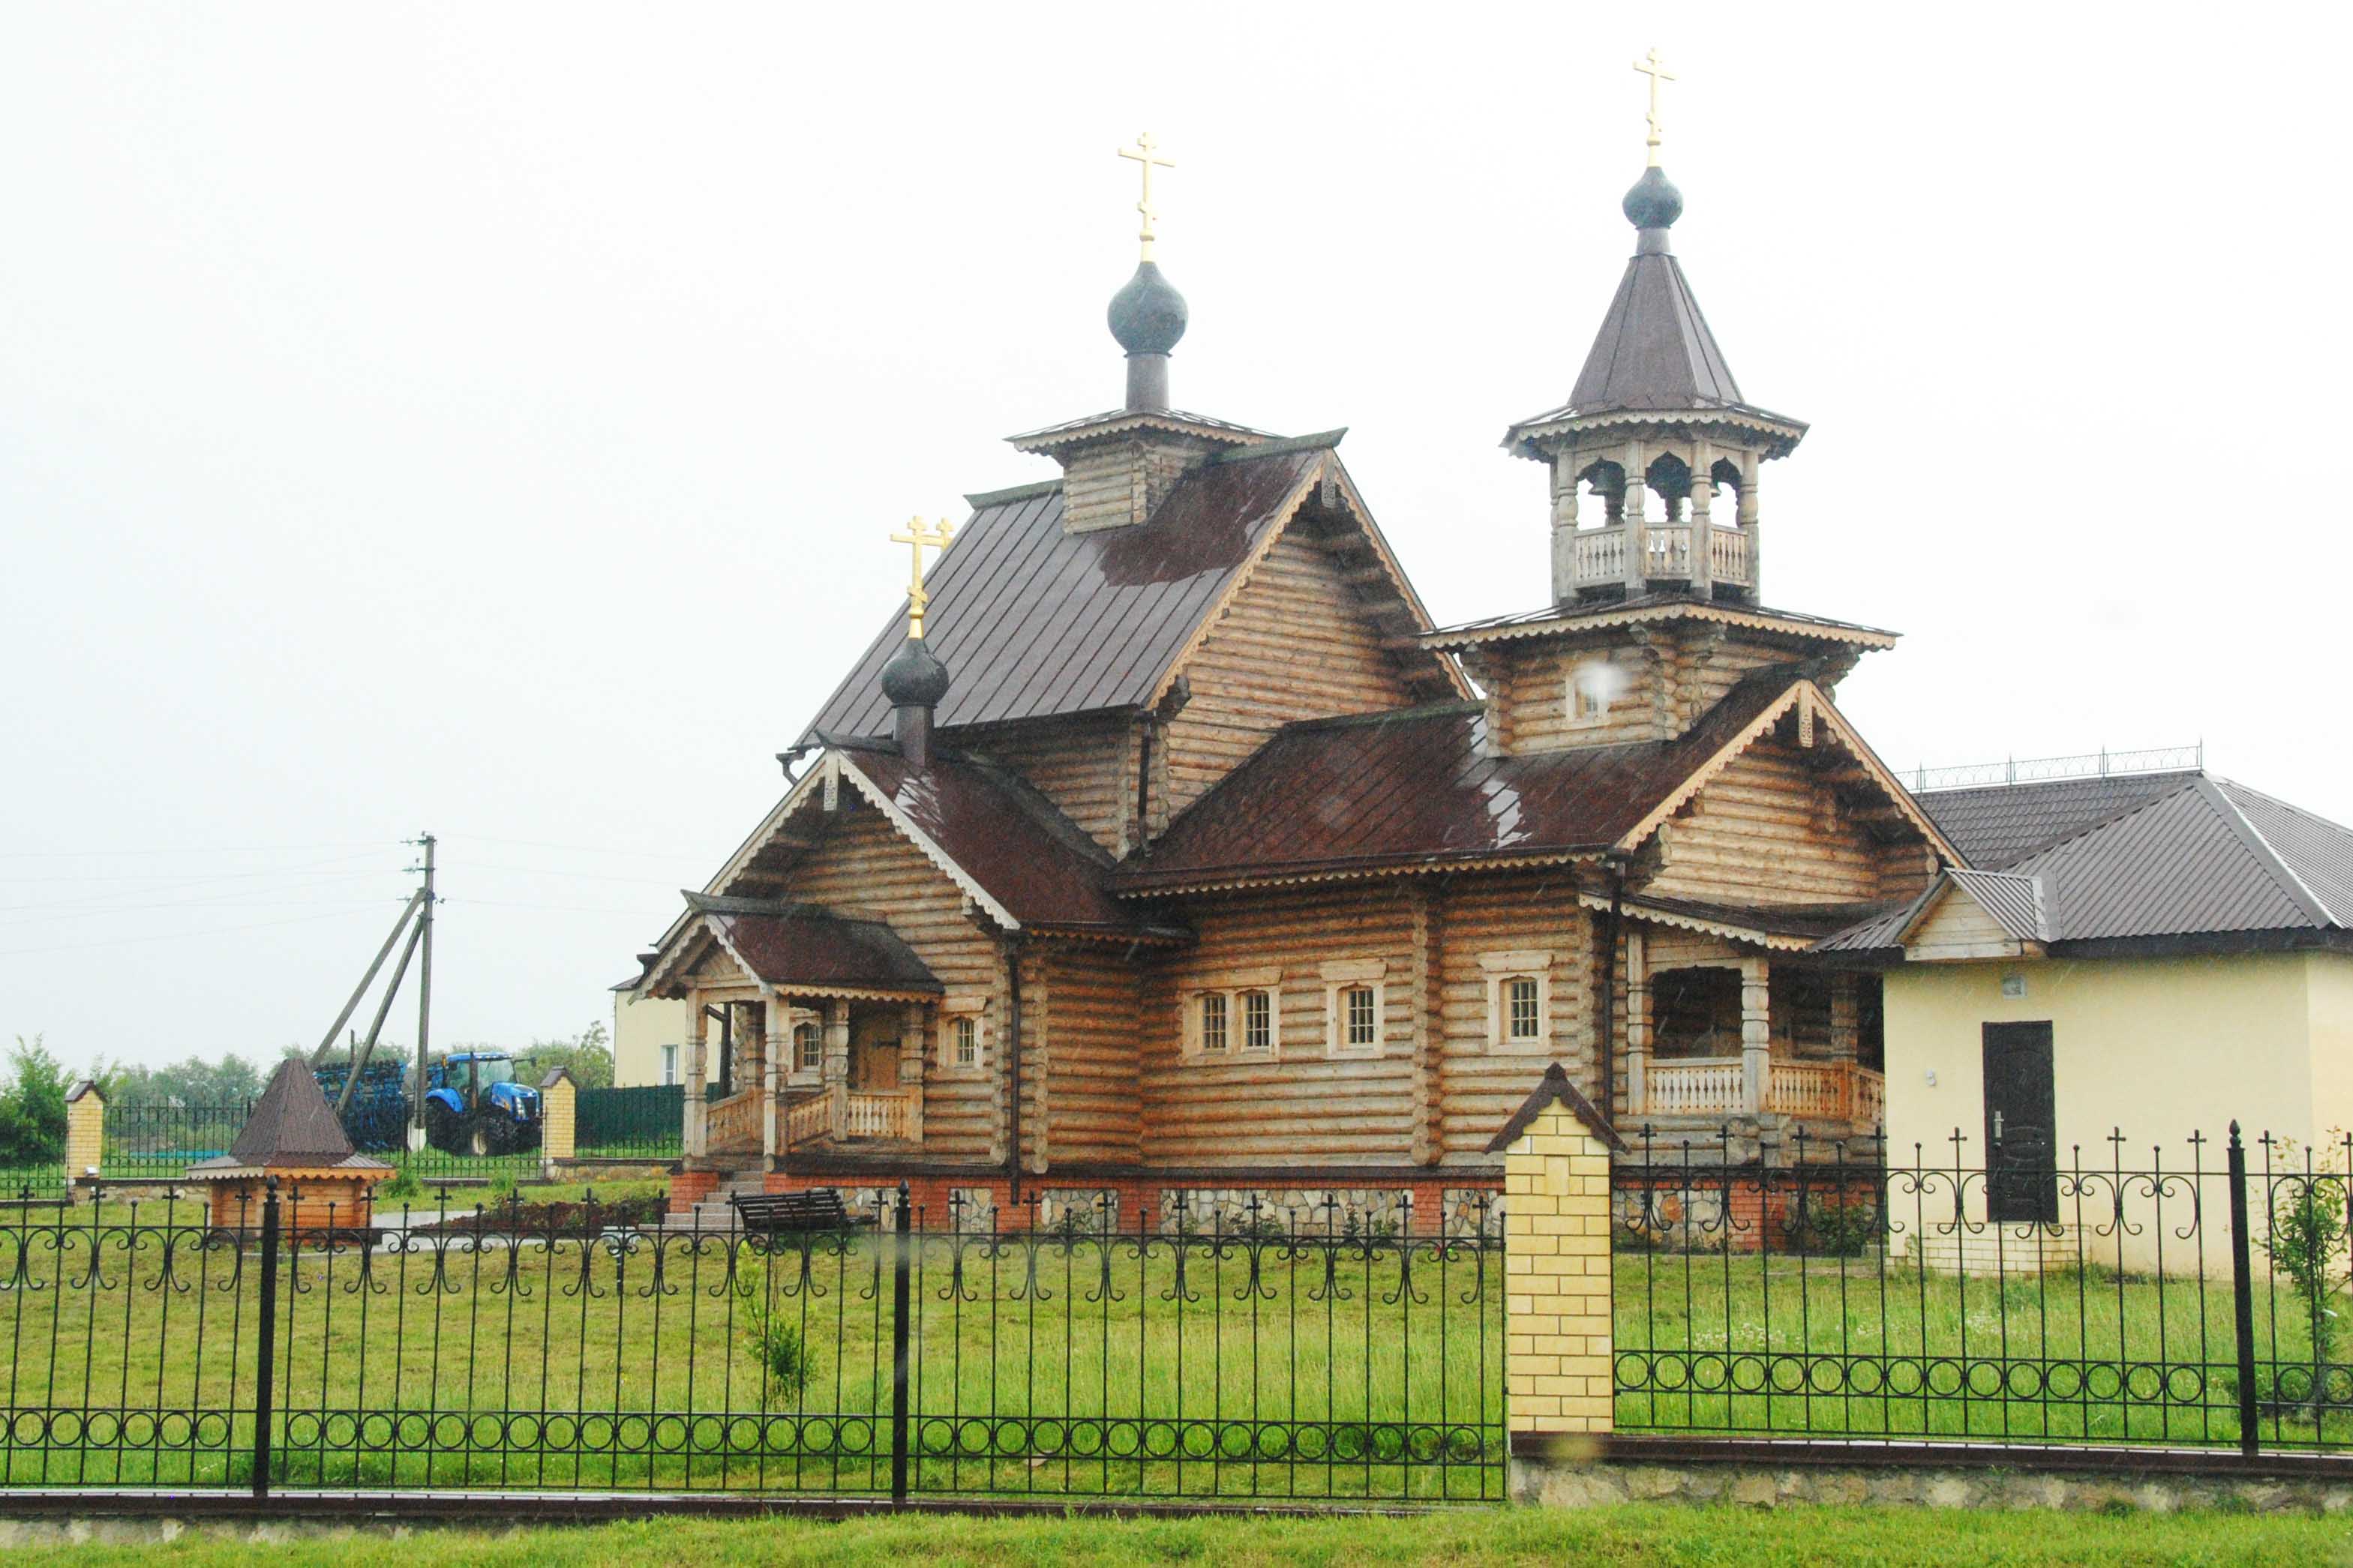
[1996,774,2207,868]
[1210,429,1347,465]
[2198,778,2341,928]
[1274,700,1484,736]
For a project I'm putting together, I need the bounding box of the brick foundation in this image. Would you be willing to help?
[665,1169,721,1214]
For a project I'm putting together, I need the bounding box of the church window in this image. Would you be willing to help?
[1479,951,1553,1051]
[1200,993,1229,1054]
[937,1002,987,1074]
[1242,990,1273,1051]
[1319,959,1388,1057]
[793,1021,821,1075]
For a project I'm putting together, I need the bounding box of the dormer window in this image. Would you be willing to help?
[1568,659,1622,727]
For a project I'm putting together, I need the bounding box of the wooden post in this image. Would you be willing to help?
[1688,441,1714,599]
[1550,452,1581,603]
[1739,959,1770,1116]
[901,1002,928,1144]
[1490,1065,1624,1442]
[1621,441,1647,595]
[1738,450,1761,598]
[537,1067,576,1177]
[824,999,851,1140]
[683,991,707,1158]
[762,1003,785,1164]
[64,1081,104,1196]
[1622,930,1649,1116]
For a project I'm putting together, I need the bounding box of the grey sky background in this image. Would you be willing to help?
[5,4,2345,1072]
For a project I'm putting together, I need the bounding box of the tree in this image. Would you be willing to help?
[2260,1134,2351,1421]
[0,1036,74,1167]
[107,1052,267,1108]
[524,1021,614,1089]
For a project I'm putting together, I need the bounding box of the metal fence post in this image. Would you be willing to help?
[252,1178,282,1499]
[890,1180,911,1503]
[2227,1121,2261,1458]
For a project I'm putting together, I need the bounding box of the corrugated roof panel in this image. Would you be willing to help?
[1919,772,2201,868]
[2001,784,2321,941]
[2213,779,2353,926]
[800,451,1326,742]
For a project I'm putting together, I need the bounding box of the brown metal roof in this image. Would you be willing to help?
[1822,773,2353,953]
[226,1059,368,1168]
[691,896,942,995]
[839,742,1171,937]
[800,448,1328,741]
[1424,593,1895,650]
[1119,673,1799,893]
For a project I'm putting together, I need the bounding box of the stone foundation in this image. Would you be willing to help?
[1511,1448,2353,1513]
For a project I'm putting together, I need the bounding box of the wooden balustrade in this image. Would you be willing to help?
[1641,1057,1885,1125]
[704,1089,762,1153]
[782,1094,830,1149]
[1566,523,1754,590]
[844,1092,908,1141]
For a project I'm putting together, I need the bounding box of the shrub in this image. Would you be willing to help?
[1790,1199,1882,1258]
[377,1168,423,1204]
[2258,1135,2350,1419]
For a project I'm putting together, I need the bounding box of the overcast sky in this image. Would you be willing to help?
[5,4,2345,1074]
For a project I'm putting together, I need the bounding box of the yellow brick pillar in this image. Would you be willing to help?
[538,1067,576,1178]
[65,1080,105,1199]
[1487,1062,1626,1441]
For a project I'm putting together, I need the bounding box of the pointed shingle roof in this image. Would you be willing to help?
[230,1059,362,1167]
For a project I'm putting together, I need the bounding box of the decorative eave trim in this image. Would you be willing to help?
[1144,451,1469,711]
[1423,601,1899,653]
[1026,923,1195,947]
[1007,409,1267,455]
[1208,428,1348,464]
[1502,406,1809,460]
[1118,847,1604,900]
[832,753,1022,933]
[1484,1061,1629,1154]
[1574,892,1819,952]
[1612,679,1963,865]
[761,982,945,1004]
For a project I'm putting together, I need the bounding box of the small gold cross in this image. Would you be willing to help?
[1633,47,1676,167]
[1118,132,1175,261]
[889,517,954,639]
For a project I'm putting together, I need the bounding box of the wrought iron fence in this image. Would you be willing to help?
[0,1184,1504,1501]
[100,1102,254,1179]
[575,1084,684,1160]
[1613,1123,2353,1455]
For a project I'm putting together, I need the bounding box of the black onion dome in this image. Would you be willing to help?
[880,636,951,709]
[1622,165,1684,230]
[1107,261,1188,355]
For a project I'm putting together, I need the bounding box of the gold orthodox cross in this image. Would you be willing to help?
[1118,131,1175,261]
[890,516,953,638]
[1633,47,1676,166]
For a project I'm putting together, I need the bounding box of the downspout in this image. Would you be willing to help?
[1600,859,1626,1119]
[1004,936,1025,1207]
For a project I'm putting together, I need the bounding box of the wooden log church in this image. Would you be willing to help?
[634,119,1959,1232]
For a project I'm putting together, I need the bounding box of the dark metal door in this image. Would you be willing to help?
[1982,1021,2057,1224]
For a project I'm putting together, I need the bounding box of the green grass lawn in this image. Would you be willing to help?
[15,1505,2353,1567]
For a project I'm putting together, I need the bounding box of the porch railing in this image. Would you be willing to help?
[782,1093,831,1149]
[1642,1057,1884,1123]
[1646,1058,1748,1117]
[704,1087,762,1153]
[845,1092,908,1141]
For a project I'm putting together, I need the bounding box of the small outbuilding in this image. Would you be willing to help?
[182,1058,393,1232]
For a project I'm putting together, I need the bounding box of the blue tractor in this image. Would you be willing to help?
[422,1051,542,1157]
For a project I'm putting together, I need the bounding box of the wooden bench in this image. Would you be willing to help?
[730,1189,861,1235]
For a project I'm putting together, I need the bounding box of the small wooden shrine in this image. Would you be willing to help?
[182,1059,392,1232]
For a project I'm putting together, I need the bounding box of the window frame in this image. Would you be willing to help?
[935,997,990,1077]
[1181,967,1283,1060]
[788,1015,824,1083]
[1566,658,1618,728]
[1479,950,1554,1053]
[1319,958,1388,1059]
[659,1043,678,1087]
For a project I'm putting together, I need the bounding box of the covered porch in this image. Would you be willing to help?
[1622,924,1885,1140]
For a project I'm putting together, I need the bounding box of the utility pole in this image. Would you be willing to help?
[409,832,437,1151]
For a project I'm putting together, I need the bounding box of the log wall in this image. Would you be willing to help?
[1160,525,1421,819]
[960,712,1138,856]
[1037,944,1144,1166]
[1433,873,1598,1160]
[1643,736,1889,907]
[1483,624,1799,754]
[1139,885,1419,1165]
[771,800,1002,1160]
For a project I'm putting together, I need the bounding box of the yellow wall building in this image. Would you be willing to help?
[611,985,689,1090]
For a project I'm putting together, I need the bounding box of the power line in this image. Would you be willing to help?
[0,840,404,859]
[440,832,710,862]
[0,904,390,958]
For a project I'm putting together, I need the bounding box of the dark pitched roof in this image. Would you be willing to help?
[1823,774,2353,953]
[229,1059,361,1167]
[800,448,1328,741]
[839,743,1171,937]
[689,895,942,995]
[1567,246,1745,415]
[1119,674,1798,893]
[1916,771,2202,868]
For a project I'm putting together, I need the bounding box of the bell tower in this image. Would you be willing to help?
[1504,52,1806,607]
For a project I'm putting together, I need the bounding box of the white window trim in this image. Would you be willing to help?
[785,1007,824,1087]
[1480,949,1554,1052]
[1566,659,1616,728]
[660,1043,679,1087]
[1320,958,1388,1058]
[936,996,989,1076]
[1181,967,1283,1060]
